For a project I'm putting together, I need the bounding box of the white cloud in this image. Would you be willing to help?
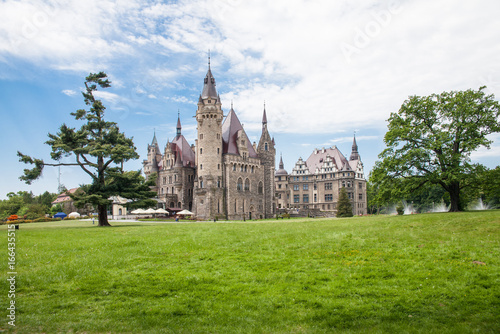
[62,89,77,96]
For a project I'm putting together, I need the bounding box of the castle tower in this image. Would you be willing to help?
[257,104,276,218]
[193,59,225,219]
[143,131,161,179]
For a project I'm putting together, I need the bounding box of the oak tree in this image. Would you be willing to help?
[371,87,500,212]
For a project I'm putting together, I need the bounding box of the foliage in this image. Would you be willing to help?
[371,87,500,212]
[0,212,498,333]
[336,187,353,217]
[396,204,404,215]
[18,72,155,226]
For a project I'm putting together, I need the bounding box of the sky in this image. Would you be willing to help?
[1,0,499,199]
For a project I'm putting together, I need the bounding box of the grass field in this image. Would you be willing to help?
[1,211,499,333]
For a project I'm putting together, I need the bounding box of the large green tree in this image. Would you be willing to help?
[371,87,500,212]
[18,72,156,226]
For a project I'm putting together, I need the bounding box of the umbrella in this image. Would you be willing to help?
[155,208,169,214]
[131,209,146,214]
[177,209,194,215]
[68,212,81,218]
[144,208,157,214]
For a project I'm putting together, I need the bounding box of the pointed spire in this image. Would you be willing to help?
[279,153,284,170]
[151,129,158,146]
[349,132,360,161]
[176,110,182,137]
[201,54,217,99]
[262,101,267,126]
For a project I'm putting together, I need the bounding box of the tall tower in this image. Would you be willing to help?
[193,59,225,219]
[257,104,276,218]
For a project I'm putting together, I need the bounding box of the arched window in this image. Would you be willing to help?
[119,208,122,215]
[244,178,250,191]
[237,178,243,191]
[178,202,181,208]
[258,181,263,194]
[265,142,268,151]
[200,148,203,154]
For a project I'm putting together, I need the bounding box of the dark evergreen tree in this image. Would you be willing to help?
[337,187,353,217]
[18,72,156,226]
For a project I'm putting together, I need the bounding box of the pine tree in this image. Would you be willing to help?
[336,187,353,217]
[18,72,156,226]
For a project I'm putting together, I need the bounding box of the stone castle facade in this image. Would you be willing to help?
[143,63,367,219]
[143,63,276,220]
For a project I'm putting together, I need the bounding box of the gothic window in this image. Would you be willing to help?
[217,148,220,154]
[233,164,236,171]
[258,182,263,194]
[200,148,203,154]
[265,142,268,151]
[251,166,254,173]
[237,178,243,192]
[240,165,244,172]
[200,164,203,170]
[244,178,250,191]
[244,165,247,172]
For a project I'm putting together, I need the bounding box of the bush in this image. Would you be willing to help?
[396,205,404,215]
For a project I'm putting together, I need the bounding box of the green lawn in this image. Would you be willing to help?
[1,211,499,333]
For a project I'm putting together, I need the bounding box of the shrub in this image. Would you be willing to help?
[396,204,404,215]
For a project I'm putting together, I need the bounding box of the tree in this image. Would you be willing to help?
[18,72,156,226]
[371,87,500,212]
[336,187,353,217]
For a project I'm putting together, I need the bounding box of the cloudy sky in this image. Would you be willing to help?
[1,0,499,199]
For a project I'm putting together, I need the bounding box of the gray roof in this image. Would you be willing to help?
[276,155,288,176]
[222,108,258,158]
[201,67,218,99]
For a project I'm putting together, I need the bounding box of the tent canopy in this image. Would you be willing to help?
[68,212,81,218]
[131,209,146,214]
[54,212,67,219]
[177,209,194,215]
[155,208,169,214]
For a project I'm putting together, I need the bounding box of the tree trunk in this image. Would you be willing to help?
[448,182,462,212]
[97,204,111,226]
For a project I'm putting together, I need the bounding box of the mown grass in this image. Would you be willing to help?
[0,211,499,333]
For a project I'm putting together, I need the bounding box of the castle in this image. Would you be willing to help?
[143,62,275,220]
[143,62,367,219]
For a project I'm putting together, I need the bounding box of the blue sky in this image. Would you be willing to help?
[1,0,499,199]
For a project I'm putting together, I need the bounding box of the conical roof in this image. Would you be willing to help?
[276,155,288,176]
[201,66,217,99]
